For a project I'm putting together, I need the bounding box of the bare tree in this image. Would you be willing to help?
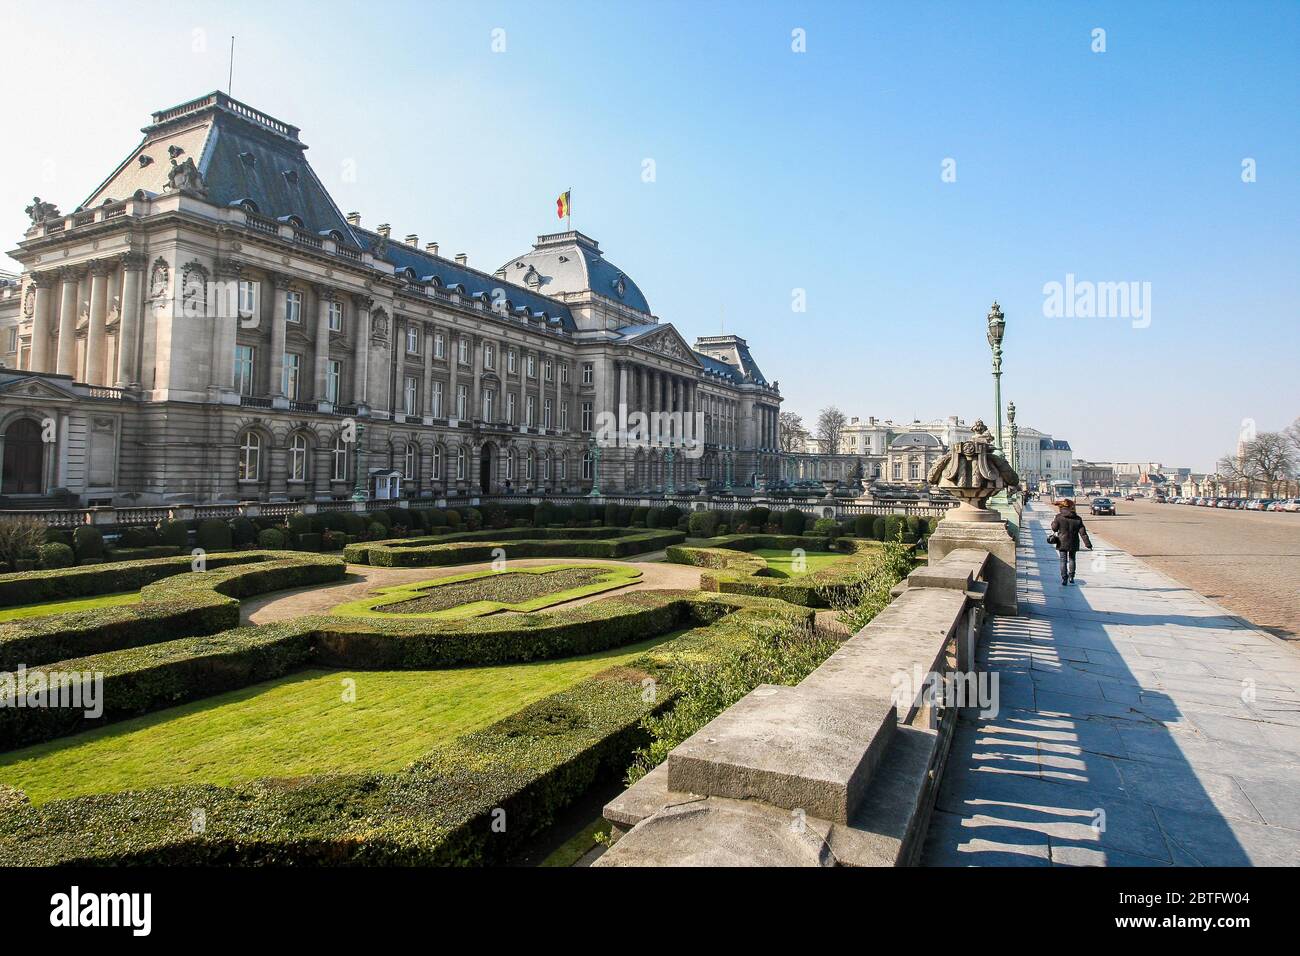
[816,406,848,456]
[0,516,46,571]
[1284,416,1300,456]
[779,411,809,453]
[1215,453,1255,497]
[1243,432,1297,496]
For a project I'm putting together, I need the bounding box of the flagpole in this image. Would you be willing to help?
[567,186,572,232]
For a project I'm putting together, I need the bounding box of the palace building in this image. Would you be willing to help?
[0,92,782,505]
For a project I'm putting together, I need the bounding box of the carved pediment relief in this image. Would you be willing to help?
[634,325,700,366]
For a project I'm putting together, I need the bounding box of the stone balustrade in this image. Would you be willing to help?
[595,547,994,867]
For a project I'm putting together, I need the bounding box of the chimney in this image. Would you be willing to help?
[376,223,391,238]
[426,241,439,255]
[405,233,419,246]
[345,211,361,226]
[455,253,468,266]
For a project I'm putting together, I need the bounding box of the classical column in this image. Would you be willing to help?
[422,328,435,417]
[617,361,628,441]
[210,258,241,393]
[314,284,335,402]
[29,272,57,373]
[470,334,482,421]
[449,335,462,420]
[269,274,289,397]
[55,266,82,377]
[115,254,146,388]
[83,261,112,386]
[352,294,372,405]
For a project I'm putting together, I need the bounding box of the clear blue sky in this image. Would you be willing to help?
[3,0,1296,470]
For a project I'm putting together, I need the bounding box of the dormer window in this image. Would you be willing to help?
[283,169,299,184]
[239,152,257,168]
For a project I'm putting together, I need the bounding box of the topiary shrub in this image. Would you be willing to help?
[812,517,839,538]
[534,501,555,527]
[426,509,448,528]
[645,508,661,529]
[745,506,771,529]
[257,528,286,550]
[229,517,258,547]
[928,516,940,535]
[37,542,75,569]
[872,516,886,540]
[781,508,807,535]
[661,504,682,527]
[343,513,367,536]
[297,532,324,552]
[572,501,590,524]
[287,512,311,536]
[367,522,389,539]
[73,526,105,561]
[157,519,190,549]
[854,515,874,538]
[43,527,73,548]
[117,525,158,549]
[551,505,572,526]
[687,510,721,538]
[616,505,633,526]
[631,506,649,527]
[196,518,233,552]
[370,511,394,530]
[603,502,619,526]
[462,508,483,531]
[444,510,462,529]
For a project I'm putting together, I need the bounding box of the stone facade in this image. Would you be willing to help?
[0,92,782,505]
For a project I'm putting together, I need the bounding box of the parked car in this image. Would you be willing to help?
[1090,497,1115,516]
[1284,499,1300,513]
[1124,494,1135,501]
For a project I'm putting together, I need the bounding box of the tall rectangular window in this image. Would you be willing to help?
[483,389,495,421]
[327,299,343,332]
[456,383,467,419]
[560,400,569,430]
[458,338,469,365]
[560,362,569,384]
[238,280,259,318]
[581,363,594,385]
[543,357,553,381]
[525,395,536,427]
[508,350,517,374]
[506,393,516,425]
[432,381,444,418]
[406,326,420,354]
[581,401,593,432]
[282,352,301,399]
[404,375,418,416]
[484,343,495,369]
[526,354,536,379]
[285,289,302,324]
[434,332,445,358]
[326,360,342,404]
[233,345,255,395]
[543,398,552,429]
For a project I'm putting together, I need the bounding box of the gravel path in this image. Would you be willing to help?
[1076,499,1300,642]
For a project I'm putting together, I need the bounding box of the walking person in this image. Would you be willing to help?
[1049,498,1092,585]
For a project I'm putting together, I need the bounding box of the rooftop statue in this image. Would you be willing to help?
[927,419,1020,520]
[165,156,207,197]
[25,197,61,224]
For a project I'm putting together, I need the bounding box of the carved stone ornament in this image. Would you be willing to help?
[369,309,390,344]
[149,258,170,298]
[643,329,691,362]
[926,419,1020,521]
[24,197,61,224]
[22,287,35,318]
[164,156,208,198]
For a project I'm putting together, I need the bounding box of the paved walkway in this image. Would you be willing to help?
[923,502,1300,866]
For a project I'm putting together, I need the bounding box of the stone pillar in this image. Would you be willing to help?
[617,361,628,441]
[29,272,57,373]
[352,294,371,406]
[314,284,335,402]
[115,254,145,388]
[211,258,241,394]
[84,261,111,386]
[55,266,81,377]
[269,274,289,397]
[449,335,462,420]
[470,334,482,421]
[423,328,435,417]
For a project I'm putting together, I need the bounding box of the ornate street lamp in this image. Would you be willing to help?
[350,420,368,502]
[665,446,676,495]
[1006,400,1018,471]
[587,439,602,497]
[986,301,1006,455]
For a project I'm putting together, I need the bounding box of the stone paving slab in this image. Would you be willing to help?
[922,502,1300,867]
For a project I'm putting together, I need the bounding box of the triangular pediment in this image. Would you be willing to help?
[0,376,80,402]
[625,324,701,367]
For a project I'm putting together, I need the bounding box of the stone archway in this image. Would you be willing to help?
[2,418,45,495]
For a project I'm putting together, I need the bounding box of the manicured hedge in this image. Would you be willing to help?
[0,552,263,606]
[347,529,683,568]
[0,552,345,673]
[0,594,812,865]
[666,534,890,607]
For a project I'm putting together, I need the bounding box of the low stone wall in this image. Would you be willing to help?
[595,548,992,867]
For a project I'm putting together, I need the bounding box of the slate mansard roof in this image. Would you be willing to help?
[889,432,943,450]
[83,92,362,249]
[1039,438,1072,451]
[498,231,651,316]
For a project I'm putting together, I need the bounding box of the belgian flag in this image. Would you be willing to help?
[556,190,571,220]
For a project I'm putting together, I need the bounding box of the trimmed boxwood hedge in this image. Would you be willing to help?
[0,552,270,607]
[0,552,345,673]
[346,528,683,568]
[0,593,813,865]
[665,534,892,607]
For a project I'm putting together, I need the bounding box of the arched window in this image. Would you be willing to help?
[433,444,443,480]
[403,442,417,480]
[331,435,348,481]
[289,433,309,481]
[455,445,466,480]
[238,431,261,481]
[505,447,515,480]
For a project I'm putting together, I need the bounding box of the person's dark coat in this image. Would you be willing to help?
[1051,510,1092,553]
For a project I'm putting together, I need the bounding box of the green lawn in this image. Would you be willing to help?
[0,634,672,805]
[0,590,140,622]
[753,548,848,579]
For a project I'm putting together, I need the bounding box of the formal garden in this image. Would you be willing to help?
[0,501,924,865]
